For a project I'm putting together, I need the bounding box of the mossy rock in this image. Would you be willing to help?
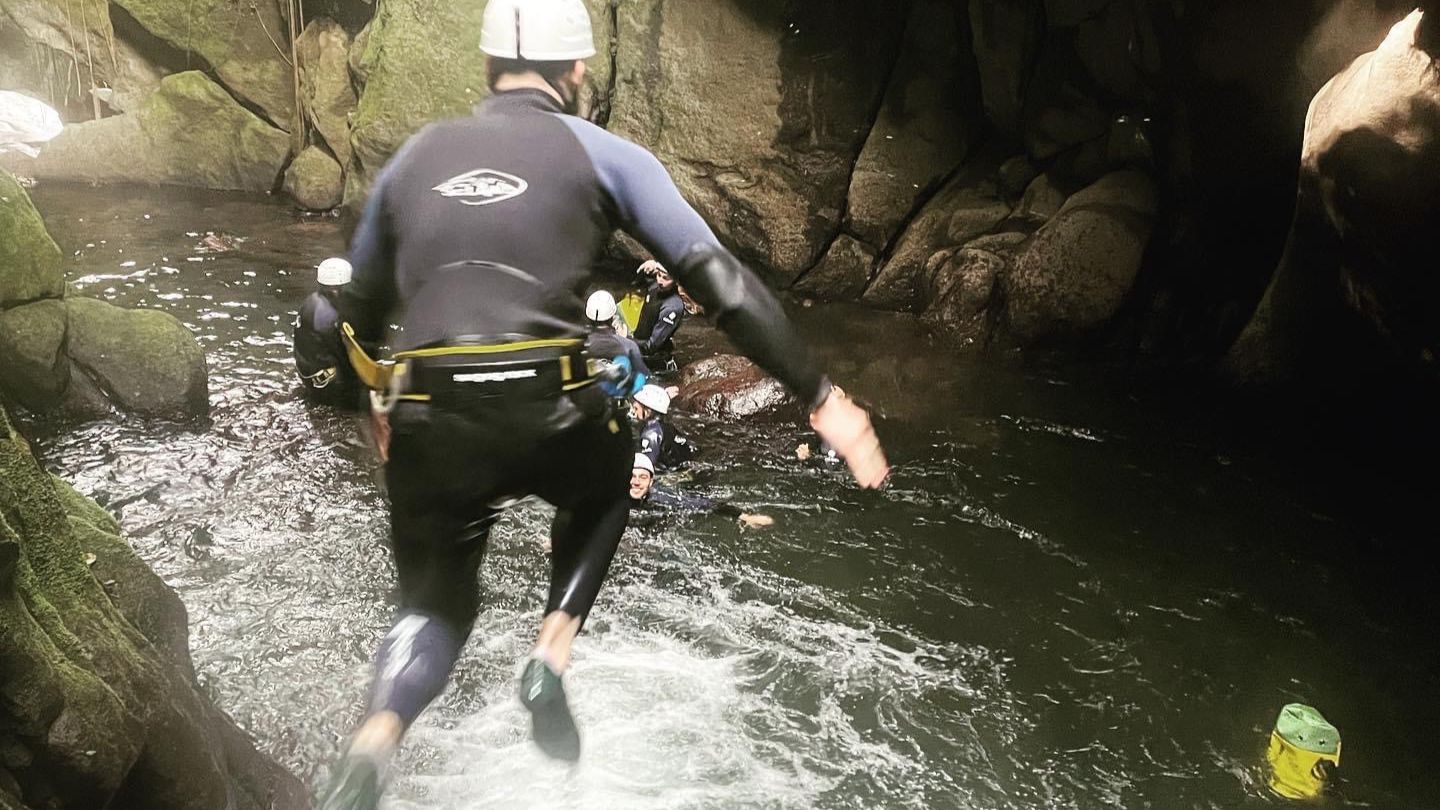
[0,169,63,309]
[110,0,294,125]
[343,0,616,204]
[346,0,489,199]
[0,299,70,412]
[62,297,208,419]
[21,72,290,192]
[0,406,306,810]
[284,145,344,211]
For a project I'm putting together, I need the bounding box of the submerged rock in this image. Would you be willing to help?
[10,72,289,192]
[0,168,63,308]
[674,354,796,419]
[0,406,305,810]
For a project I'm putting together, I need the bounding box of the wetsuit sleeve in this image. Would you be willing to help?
[557,117,829,408]
[636,298,683,355]
[340,135,421,343]
[648,486,735,516]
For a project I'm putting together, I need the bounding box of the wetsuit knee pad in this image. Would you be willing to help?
[368,611,466,728]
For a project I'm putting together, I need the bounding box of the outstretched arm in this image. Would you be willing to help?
[561,119,889,488]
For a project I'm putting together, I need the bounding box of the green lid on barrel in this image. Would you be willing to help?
[1274,704,1340,755]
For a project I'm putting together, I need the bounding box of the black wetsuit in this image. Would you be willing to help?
[293,291,360,407]
[633,281,685,372]
[586,325,649,379]
[338,88,829,730]
[632,485,741,517]
[637,415,697,471]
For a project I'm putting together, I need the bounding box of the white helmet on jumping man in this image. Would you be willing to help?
[479,0,597,61]
[585,290,618,324]
[634,384,670,415]
[317,257,352,286]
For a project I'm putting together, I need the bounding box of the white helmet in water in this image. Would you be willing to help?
[317,257,352,286]
[585,290,618,324]
[634,384,670,415]
[632,453,654,476]
[479,0,596,61]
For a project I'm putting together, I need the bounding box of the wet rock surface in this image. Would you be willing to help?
[674,354,797,419]
[0,170,209,420]
[0,405,305,810]
[1229,9,1440,383]
[6,72,289,192]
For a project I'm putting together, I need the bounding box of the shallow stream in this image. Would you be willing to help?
[25,185,1439,810]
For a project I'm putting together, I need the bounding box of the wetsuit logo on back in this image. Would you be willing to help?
[432,169,529,206]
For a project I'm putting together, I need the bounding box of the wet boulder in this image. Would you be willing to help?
[1228,9,1440,382]
[111,0,294,126]
[794,234,875,302]
[0,168,63,308]
[924,248,1007,347]
[62,297,208,419]
[845,0,976,248]
[0,406,305,810]
[674,354,797,419]
[284,145,344,211]
[609,0,904,280]
[296,17,356,169]
[0,299,69,411]
[12,72,289,192]
[864,172,1011,309]
[1006,168,1157,343]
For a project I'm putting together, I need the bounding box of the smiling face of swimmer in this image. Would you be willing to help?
[629,467,654,500]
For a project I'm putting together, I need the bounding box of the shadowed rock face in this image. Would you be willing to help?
[1227,9,1440,383]
[3,0,1434,367]
[0,405,306,810]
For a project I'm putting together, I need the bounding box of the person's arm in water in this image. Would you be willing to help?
[559,119,888,488]
[645,485,774,529]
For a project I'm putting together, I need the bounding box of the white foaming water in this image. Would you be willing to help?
[386,519,1011,810]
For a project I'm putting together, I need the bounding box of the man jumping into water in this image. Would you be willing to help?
[318,1,888,806]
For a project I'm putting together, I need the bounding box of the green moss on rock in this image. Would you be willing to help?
[22,72,290,193]
[0,300,70,412]
[110,0,294,125]
[63,297,208,419]
[0,169,63,309]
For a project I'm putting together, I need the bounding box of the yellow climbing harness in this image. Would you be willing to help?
[340,322,601,412]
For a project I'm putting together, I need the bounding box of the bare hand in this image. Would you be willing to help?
[795,442,812,462]
[810,388,888,488]
[739,513,775,529]
[638,259,665,276]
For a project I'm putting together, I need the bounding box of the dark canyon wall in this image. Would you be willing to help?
[1,0,1433,379]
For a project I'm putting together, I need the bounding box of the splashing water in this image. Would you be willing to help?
[25,185,1439,809]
